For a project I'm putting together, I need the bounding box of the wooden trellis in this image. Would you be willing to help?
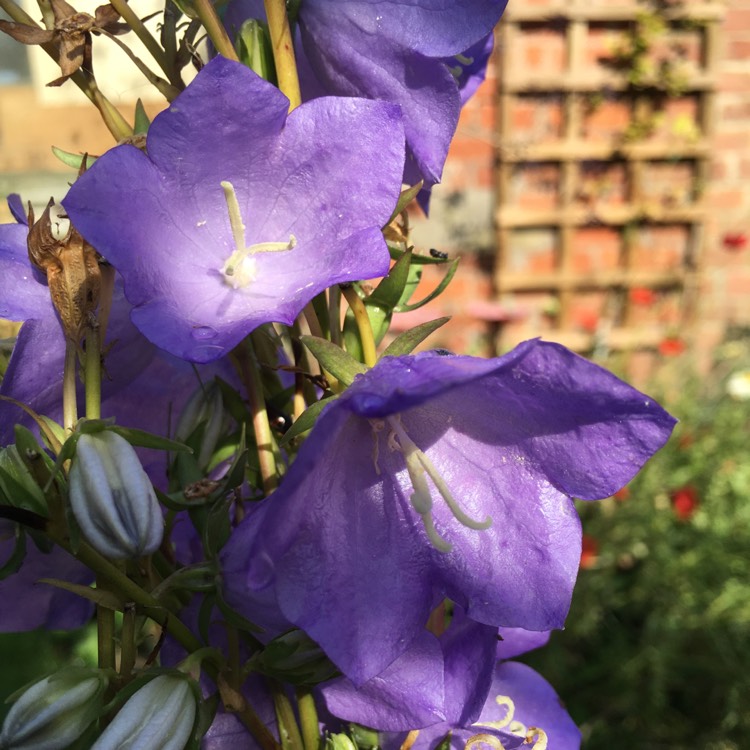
[494,0,725,354]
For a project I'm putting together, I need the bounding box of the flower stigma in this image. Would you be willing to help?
[471,696,549,750]
[220,180,297,289]
[386,415,492,553]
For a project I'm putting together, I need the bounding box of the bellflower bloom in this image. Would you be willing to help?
[224,0,504,196]
[64,56,405,363]
[222,340,676,685]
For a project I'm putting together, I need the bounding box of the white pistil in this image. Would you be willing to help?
[219,180,297,289]
[386,415,492,553]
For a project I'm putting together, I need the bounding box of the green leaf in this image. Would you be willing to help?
[38,578,124,610]
[1,396,63,455]
[215,588,263,634]
[133,99,150,134]
[387,242,451,265]
[0,444,48,513]
[385,181,423,225]
[301,335,367,386]
[380,317,451,359]
[279,396,336,447]
[51,146,97,171]
[109,426,192,453]
[397,258,459,312]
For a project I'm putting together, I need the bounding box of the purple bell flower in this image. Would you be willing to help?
[224,0,505,197]
[221,340,676,685]
[64,56,405,363]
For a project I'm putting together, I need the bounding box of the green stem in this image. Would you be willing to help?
[62,340,78,433]
[271,681,304,750]
[0,0,132,140]
[85,320,101,420]
[119,602,136,678]
[193,0,240,62]
[96,581,116,670]
[328,286,342,348]
[263,0,301,109]
[233,338,278,494]
[296,688,321,750]
[106,0,180,87]
[341,285,378,368]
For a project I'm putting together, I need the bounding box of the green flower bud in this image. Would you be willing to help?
[234,19,277,85]
[326,733,357,750]
[69,431,162,559]
[91,675,197,750]
[254,629,339,686]
[175,381,228,470]
[0,667,108,750]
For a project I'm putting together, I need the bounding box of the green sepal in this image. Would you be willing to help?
[396,257,459,313]
[385,181,423,226]
[387,243,451,265]
[0,524,26,580]
[202,496,232,559]
[133,98,150,134]
[279,396,337,447]
[215,587,264,634]
[150,562,218,602]
[250,629,340,686]
[51,146,97,171]
[380,317,451,359]
[348,724,381,750]
[301,335,367,386]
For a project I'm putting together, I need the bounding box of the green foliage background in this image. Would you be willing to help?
[523,342,750,749]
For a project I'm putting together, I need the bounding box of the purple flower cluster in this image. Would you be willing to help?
[0,5,677,748]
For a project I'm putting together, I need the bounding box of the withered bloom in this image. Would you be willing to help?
[0,0,126,86]
[27,199,101,342]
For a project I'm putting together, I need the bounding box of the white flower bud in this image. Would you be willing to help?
[91,675,197,750]
[175,380,227,469]
[0,668,108,750]
[69,431,163,559]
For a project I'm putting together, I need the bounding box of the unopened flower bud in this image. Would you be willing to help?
[0,667,108,750]
[234,19,276,84]
[69,431,163,559]
[91,674,197,750]
[326,733,357,750]
[175,380,228,469]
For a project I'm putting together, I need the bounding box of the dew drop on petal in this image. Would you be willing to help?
[191,326,218,341]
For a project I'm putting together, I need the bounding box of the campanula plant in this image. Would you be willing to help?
[0,1,675,748]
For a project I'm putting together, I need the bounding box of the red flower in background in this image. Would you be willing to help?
[614,486,630,501]
[630,287,657,306]
[580,534,599,569]
[574,310,599,334]
[659,337,686,356]
[670,486,699,521]
[723,233,748,251]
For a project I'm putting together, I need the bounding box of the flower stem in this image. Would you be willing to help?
[296,688,321,750]
[85,320,101,420]
[119,602,137,677]
[263,0,301,110]
[233,338,278,494]
[106,0,180,88]
[271,680,304,750]
[341,285,378,368]
[96,590,116,670]
[193,0,239,62]
[62,339,78,433]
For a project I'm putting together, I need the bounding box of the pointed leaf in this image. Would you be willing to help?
[0,525,26,580]
[301,336,367,386]
[279,396,336,447]
[109,426,192,453]
[37,578,124,609]
[1,396,63,455]
[397,258,460,312]
[380,317,451,359]
[386,181,423,225]
[51,146,97,170]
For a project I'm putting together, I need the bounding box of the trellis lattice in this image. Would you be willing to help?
[494,0,725,355]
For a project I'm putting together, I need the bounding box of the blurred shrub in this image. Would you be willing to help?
[523,337,750,749]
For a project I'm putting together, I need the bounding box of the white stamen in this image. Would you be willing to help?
[219,180,297,289]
